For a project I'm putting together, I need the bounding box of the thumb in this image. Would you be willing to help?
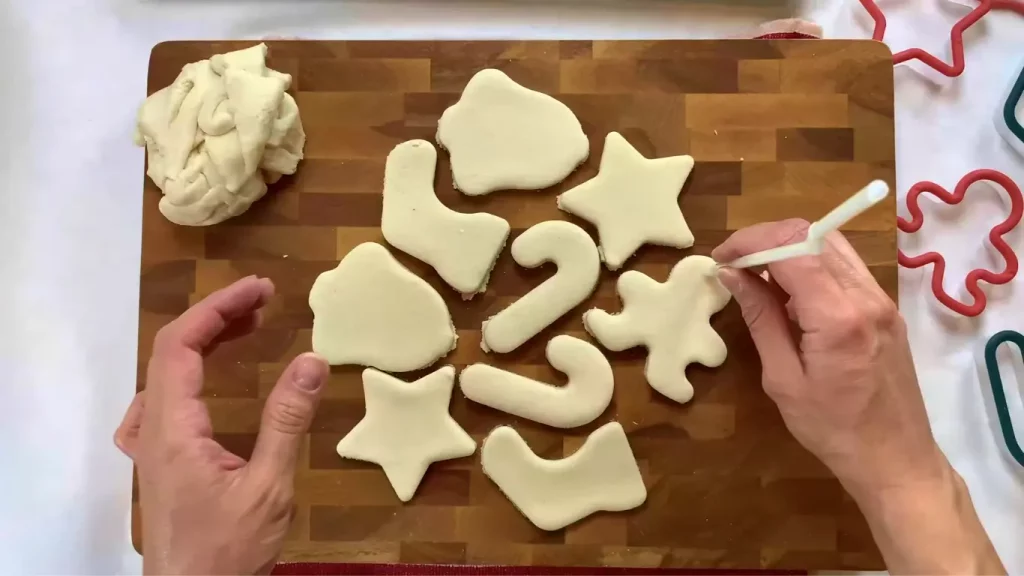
[248,352,329,480]
[717,268,803,380]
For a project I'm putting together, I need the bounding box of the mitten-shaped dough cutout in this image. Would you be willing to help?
[460,335,613,428]
[557,132,695,270]
[481,221,600,353]
[382,140,510,297]
[437,69,589,196]
[481,422,647,531]
[309,243,456,371]
[336,367,476,501]
[584,255,730,404]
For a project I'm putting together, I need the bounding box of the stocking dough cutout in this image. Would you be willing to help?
[481,422,647,530]
[557,132,695,270]
[481,221,600,353]
[336,367,476,501]
[309,242,456,371]
[437,69,589,196]
[460,335,613,428]
[584,255,730,404]
[382,140,510,297]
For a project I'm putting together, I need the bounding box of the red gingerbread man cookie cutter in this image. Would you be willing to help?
[898,169,1023,317]
[858,0,1024,77]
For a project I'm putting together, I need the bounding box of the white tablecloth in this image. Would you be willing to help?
[2,0,1022,573]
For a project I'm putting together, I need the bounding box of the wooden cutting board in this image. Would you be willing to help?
[136,40,896,571]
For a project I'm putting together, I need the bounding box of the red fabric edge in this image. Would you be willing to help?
[753,32,819,40]
[273,563,804,575]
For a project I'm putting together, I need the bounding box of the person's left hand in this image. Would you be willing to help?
[115,276,329,575]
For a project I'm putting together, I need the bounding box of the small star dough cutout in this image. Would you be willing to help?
[336,367,476,502]
[437,69,589,196]
[481,422,647,530]
[557,132,695,270]
[584,255,731,404]
[460,335,613,429]
[382,140,510,297]
[309,242,456,371]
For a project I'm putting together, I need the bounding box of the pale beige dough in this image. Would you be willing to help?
[584,255,731,404]
[309,242,456,371]
[459,335,613,429]
[382,140,510,297]
[336,367,476,501]
[481,221,600,354]
[481,422,647,530]
[437,69,589,196]
[557,132,695,270]
[134,43,305,226]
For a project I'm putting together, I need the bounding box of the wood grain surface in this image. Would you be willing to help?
[136,40,896,570]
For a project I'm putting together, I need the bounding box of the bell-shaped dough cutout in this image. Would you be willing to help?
[382,140,510,297]
[481,422,647,531]
[460,335,613,428]
[481,221,600,354]
[584,255,731,404]
[437,69,589,196]
[309,242,456,371]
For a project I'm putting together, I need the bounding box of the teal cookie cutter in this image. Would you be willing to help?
[997,61,1024,158]
[984,330,1024,467]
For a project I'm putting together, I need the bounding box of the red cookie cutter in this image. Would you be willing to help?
[898,169,1023,317]
[858,0,1024,77]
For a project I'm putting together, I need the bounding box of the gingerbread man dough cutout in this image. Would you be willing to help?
[583,255,731,403]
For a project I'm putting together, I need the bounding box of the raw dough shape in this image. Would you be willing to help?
[584,255,731,404]
[460,335,613,428]
[134,43,305,226]
[481,221,600,353]
[481,422,647,530]
[336,367,476,502]
[382,140,510,297]
[309,242,456,371]
[437,69,589,196]
[557,132,695,270]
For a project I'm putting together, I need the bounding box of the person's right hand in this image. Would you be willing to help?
[713,218,1003,574]
[712,218,940,492]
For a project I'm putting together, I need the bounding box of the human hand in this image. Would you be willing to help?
[115,276,329,575]
[713,219,1003,574]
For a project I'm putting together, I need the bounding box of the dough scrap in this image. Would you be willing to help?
[437,69,589,196]
[481,422,646,531]
[382,140,510,297]
[584,255,730,404]
[134,43,305,226]
[337,367,476,501]
[481,221,600,354]
[460,335,613,428]
[309,242,456,371]
[557,132,695,270]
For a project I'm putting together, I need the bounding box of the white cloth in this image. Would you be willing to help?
[1,0,1023,573]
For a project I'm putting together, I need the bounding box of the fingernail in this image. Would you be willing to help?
[292,353,327,392]
[717,268,742,294]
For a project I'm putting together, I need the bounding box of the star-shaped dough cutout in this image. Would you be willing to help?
[557,132,695,270]
[336,366,476,501]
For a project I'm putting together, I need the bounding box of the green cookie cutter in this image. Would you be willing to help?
[999,62,1024,157]
[984,330,1024,467]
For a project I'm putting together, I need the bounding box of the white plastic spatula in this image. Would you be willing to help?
[719,180,891,270]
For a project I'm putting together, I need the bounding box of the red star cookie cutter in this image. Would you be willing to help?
[898,169,1023,317]
[858,0,1024,77]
